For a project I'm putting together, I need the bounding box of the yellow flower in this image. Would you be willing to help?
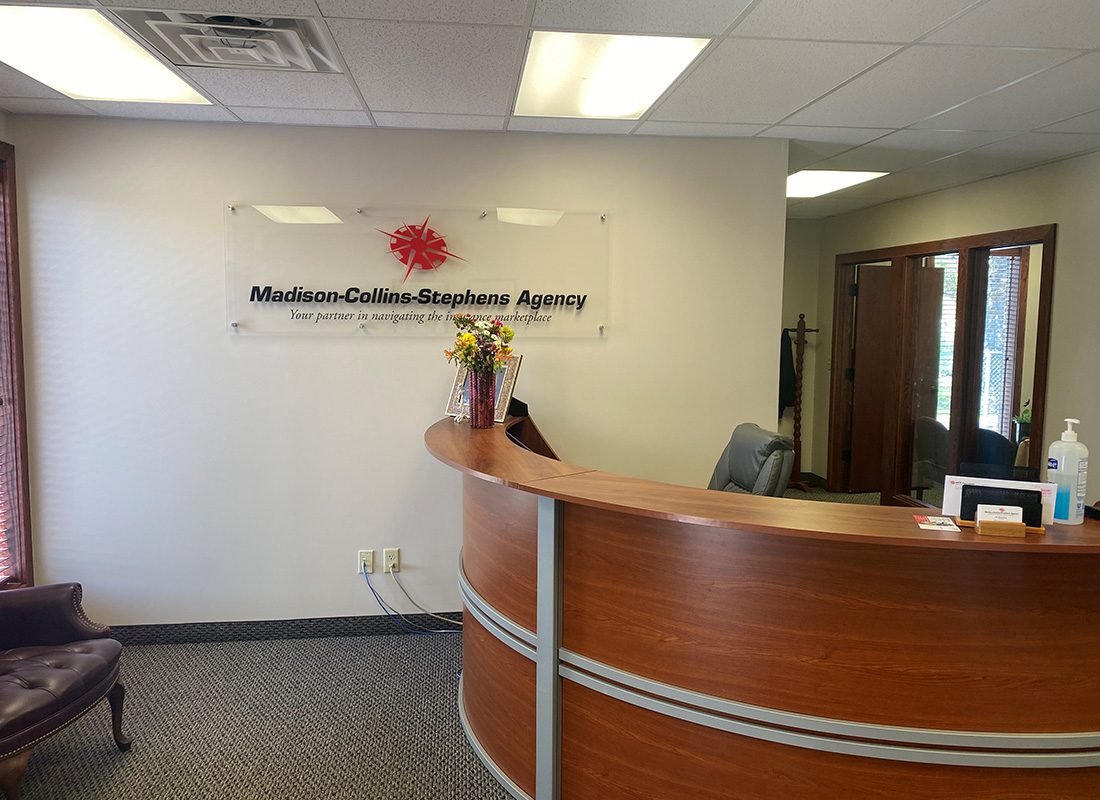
[457,332,476,347]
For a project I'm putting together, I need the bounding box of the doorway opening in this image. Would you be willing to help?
[826,226,1056,506]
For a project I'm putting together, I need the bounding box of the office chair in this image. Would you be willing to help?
[708,423,795,496]
[975,428,1018,467]
[912,416,949,499]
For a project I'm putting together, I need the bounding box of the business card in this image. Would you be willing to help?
[913,514,961,532]
[976,504,1024,523]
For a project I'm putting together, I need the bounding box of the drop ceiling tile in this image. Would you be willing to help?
[811,148,941,173]
[374,111,505,130]
[104,0,320,14]
[913,53,1100,131]
[832,167,989,198]
[317,0,528,25]
[968,131,1100,161]
[0,96,94,115]
[231,107,372,126]
[918,149,1028,177]
[762,126,893,167]
[508,117,635,133]
[785,45,1071,128]
[1041,109,1100,134]
[532,0,753,35]
[180,68,360,109]
[759,125,892,145]
[0,62,67,99]
[733,0,978,42]
[899,132,1100,178]
[635,121,767,137]
[330,20,526,115]
[0,0,91,4]
[787,196,885,218]
[652,39,898,124]
[925,0,1100,49]
[816,129,1017,171]
[784,141,846,169]
[78,101,237,121]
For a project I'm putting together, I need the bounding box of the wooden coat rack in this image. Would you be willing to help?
[784,313,819,492]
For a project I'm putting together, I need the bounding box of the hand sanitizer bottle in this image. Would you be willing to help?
[1048,418,1089,525]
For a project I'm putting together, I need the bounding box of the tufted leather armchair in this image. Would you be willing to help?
[0,583,131,799]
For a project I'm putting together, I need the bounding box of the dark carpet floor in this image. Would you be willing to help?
[22,633,510,800]
[783,487,881,505]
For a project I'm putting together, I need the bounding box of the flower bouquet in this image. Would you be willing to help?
[444,315,515,428]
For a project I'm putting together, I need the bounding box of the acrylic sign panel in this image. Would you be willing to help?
[225,205,609,337]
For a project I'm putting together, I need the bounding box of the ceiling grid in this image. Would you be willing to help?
[0,0,1099,217]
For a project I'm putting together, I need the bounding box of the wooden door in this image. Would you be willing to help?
[847,265,894,492]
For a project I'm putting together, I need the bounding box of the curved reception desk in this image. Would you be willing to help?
[424,417,1100,799]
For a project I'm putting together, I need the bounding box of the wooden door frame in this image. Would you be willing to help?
[826,225,1056,503]
[826,261,857,492]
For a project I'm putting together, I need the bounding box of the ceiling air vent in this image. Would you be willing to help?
[113,10,342,73]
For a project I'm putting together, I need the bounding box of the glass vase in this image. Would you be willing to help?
[467,369,495,429]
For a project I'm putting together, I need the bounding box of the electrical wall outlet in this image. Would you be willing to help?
[358,549,374,575]
[383,547,400,573]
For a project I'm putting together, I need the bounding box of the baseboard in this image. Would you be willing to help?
[110,611,463,646]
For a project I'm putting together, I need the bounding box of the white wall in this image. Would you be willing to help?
[807,153,1100,480]
[0,111,9,141]
[12,116,788,624]
[780,220,821,472]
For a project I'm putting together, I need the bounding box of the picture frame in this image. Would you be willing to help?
[445,354,522,424]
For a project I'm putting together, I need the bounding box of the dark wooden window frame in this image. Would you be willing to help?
[826,224,1056,506]
[0,140,32,587]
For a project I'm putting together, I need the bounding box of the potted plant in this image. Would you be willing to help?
[1013,402,1032,443]
[444,315,515,428]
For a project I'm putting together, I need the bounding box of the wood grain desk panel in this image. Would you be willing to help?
[462,612,536,797]
[561,502,1100,732]
[424,418,589,488]
[427,418,1100,799]
[462,475,538,633]
[561,681,1100,800]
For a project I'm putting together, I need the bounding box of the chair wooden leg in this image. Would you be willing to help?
[0,750,31,800]
[107,681,133,751]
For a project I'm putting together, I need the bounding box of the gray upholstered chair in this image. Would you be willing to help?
[976,427,1017,467]
[913,416,949,498]
[708,423,795,497]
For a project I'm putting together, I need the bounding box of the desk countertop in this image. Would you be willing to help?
[425,416,1100,553]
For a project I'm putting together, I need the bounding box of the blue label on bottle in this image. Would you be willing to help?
[1048,457,1059,469]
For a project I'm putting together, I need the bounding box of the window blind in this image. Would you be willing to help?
[984,251,1023,439]
[0,144,28,587]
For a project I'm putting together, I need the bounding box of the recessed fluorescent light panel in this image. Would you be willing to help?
[515,31,709,120]
[496,208,564,227]
[0,7,208,104]
[253,205,343,224]
[786,170,888,198]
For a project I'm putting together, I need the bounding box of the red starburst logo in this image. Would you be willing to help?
[378,217,464,283]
